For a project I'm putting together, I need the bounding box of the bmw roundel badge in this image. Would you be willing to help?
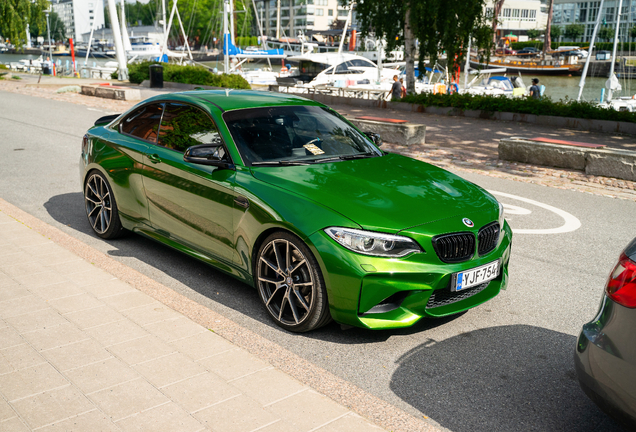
[462,218,474,228]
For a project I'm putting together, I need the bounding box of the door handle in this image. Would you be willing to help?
[147,154,161,164]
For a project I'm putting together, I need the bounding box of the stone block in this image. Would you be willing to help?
[349,118,426,146]
[586,148,636,181]
[498,138,587,170]
[81,85,141,101]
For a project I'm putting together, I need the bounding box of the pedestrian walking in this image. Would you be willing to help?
[529,78,541,99]
[42,57,51,75]
[391,75,402,100]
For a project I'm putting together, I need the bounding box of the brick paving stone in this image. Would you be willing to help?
[82,278,137,299]
[199,349,270,381]
[144,316,207,343]
[64,357,141,395]
[106,335,176,365]
[4,308,68,333]
[0,344,46,375]
[115,402,205,432]
[194,394,280,432]
[170,331,235,362]
[0,416,30,431]
[11,386,94,429]
[131,352,207,388]
[41,339,112,372]
[230,368,307,406]
[37,410,120,432]
[265,390,350,432]
[83,318,149,347]
[63,305,125,330]
[0,296,50,320]
[160,373,242,413]
[28,281,85,302]
[0,363,69,402]
[87,378,169,421]
[20,322,88,352]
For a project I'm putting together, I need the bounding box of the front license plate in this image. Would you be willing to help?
[453,260,500,292]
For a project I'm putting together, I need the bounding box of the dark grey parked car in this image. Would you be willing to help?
[575,238,636,429]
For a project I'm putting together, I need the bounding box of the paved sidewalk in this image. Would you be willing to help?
[0,208,389,432]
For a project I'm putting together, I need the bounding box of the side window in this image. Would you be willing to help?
[120,103,164,143]
[158,103,223,153]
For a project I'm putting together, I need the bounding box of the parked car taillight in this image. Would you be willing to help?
[606,253,636,308]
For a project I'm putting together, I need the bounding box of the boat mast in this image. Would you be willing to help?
[106,0,128,80]
[252,0,272,70]
[224,0,230,73]
[276,0,281,40]
[337,4,353,55]
[607,0,624,101]
[577,0,604,101]
[464,36,472,90]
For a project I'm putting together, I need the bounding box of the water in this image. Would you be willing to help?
[0,53,113,69]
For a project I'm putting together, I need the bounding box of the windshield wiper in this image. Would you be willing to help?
[252,160,315,166]
[339,152,379,160]
[314,152,379,163]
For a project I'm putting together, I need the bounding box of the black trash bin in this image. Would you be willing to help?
[149,64,164,88]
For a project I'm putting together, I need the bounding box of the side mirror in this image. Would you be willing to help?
[365,132,383,147]
[184,144,234,169]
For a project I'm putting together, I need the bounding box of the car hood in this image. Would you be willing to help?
[250,153,497,232]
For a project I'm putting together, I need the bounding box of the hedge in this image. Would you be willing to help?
[400,92,636,124]
[118,61,250,89]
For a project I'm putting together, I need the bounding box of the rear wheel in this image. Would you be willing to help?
[84,171,125,239]
[256,232,331,332]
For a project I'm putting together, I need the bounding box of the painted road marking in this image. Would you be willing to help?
[501,204,532,215]
[489,190,581,235]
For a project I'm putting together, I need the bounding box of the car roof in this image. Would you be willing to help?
[143,90,324,112]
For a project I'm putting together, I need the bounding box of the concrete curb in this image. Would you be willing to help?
[499,137,636,181]
[0,198,443,432]
[295,93,636,135]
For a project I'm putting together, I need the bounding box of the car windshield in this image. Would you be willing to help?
[223,105,381,166]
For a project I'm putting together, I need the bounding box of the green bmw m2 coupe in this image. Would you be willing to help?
[80,90,512,332]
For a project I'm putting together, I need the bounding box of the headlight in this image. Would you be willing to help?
[498,201,505,228]
[324,227,423,257]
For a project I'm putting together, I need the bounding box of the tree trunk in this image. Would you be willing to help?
[492,0,505,46]
[404,6,415,94]
[543,0,554,59]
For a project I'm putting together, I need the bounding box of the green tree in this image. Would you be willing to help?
[598,26,614,42]
[0,0,49,48]
[564,23,584,42]
[30,11,65,42]
[550,25,562,40]
[630,25,636,41]
[350,0,494,94]
[526,29,541,39]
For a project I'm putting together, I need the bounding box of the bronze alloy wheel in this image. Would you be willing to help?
[256,232,331,332]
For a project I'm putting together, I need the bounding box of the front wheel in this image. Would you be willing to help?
[84,171,125,239]
[256,232,331,332]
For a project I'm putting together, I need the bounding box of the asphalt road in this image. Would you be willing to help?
[1,90,633,432]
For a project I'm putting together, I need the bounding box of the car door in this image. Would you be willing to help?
[142,102,236,264]
[108,103,164,224]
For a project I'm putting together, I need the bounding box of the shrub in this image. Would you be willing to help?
[400,92,636,124]
[124,61,250,89]
[0,63,8,70]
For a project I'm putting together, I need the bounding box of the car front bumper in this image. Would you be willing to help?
[574,295,636,429]
[308,221,512,330]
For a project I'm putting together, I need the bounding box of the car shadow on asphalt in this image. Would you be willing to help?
[390,324,626,432]
[43,193,484,341]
